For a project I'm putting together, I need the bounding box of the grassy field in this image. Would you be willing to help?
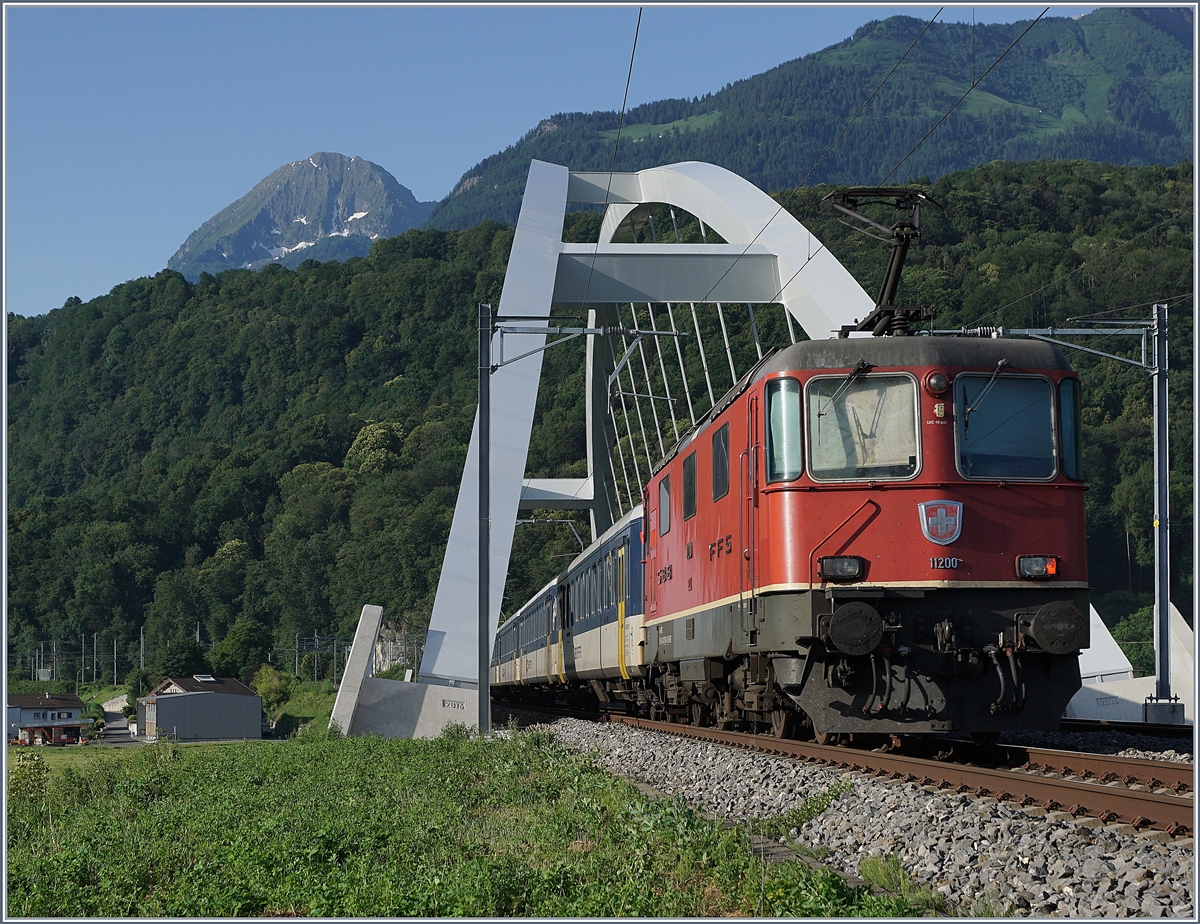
[6,724,922,917]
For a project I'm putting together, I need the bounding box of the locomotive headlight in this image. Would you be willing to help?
[1017,555,1058,579]
[925,371,950,395]
[819,556,864,581]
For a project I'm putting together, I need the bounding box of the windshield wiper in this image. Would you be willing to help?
[818,360,873,417]
[964,359,1009,434]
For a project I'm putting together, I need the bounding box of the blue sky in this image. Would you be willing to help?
[4,4,1095,318]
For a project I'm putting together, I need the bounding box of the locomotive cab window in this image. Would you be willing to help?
[806,373,919,481]
[766,378,802,481]
[955,374,1055,480]
[712,424,730,500]
[658,475,671,535]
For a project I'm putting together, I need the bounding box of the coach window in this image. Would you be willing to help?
[955,374,1055,480]
[766,378,803,481]
[683,452,697,519]
[712,423,730,500]
[807,373,919,481]
[1059,377,1082,481]
[659,475,671,535]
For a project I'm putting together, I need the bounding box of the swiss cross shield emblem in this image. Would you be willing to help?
[919,500,963,545]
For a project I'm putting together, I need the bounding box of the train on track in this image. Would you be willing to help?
[492,332,1091,742]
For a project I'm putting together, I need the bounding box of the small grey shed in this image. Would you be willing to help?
[137,675,261,741]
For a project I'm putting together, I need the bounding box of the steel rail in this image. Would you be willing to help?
[603,715,1193,835]
[998,745,1193,794]
[890,736,1193,793]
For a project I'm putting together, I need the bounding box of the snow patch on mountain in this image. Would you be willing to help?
[256,239,315,260]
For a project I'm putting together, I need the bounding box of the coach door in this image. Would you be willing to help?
[560,582,575,678]
[739,393,761,635]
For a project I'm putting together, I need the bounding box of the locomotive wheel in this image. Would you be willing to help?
[770,708,796,739]
[690,702,710,728]
[813,729,841,746]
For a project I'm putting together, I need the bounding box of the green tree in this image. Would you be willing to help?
[1110,605,1156,674]
[149,638,208,681]
[207,619,270,680]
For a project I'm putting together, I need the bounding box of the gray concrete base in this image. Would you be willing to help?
[349,679,479,739]
[1144,700,1186,724]
[330,603,485,739]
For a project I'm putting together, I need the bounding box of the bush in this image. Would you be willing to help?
[251,664,295,715]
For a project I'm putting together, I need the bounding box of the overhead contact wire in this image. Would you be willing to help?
[579,7,642,313]
[690,7,944,311]
[767,10,1053,317]
[964,209,1192,328]
[880,9,1049,184]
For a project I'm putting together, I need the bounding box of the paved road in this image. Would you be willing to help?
[99,695,139,746]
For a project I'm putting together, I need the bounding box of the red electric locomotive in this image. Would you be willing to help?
[641,334,1089,741]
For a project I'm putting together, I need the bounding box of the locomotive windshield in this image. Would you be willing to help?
[954,374,1055,479]
[806,373,918,481]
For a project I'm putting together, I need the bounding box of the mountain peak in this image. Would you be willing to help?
[168,153,436,280]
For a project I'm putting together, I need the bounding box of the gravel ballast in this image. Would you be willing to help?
[535,717,1195,917]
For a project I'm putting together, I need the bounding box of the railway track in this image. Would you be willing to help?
[1058,717,1194,739]
[494,704,1194,835]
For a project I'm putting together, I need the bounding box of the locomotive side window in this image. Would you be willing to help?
[955,375,1055,479]
[712,424,730,500]
[807,374,919,481]
[659,475,671,535]
[1060,378,1083,481]
[766,378,803,482]
[683,452,697,519]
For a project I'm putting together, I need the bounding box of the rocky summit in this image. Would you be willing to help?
[167,152,436,280]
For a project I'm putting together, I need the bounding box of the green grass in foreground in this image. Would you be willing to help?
[7,724,923,917]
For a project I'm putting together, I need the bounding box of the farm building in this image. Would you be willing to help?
[7,692,90,745]
[136,675,261,741]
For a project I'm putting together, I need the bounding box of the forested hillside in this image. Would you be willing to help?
[431,8,1192,230]
[6,160,1192,682]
